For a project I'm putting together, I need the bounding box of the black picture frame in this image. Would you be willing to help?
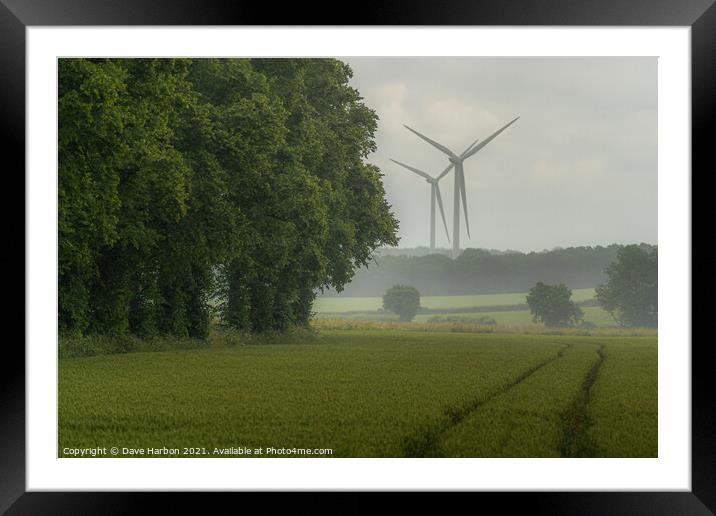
[4,0,710,513]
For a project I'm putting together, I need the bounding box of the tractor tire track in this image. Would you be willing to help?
[401,343,571,457]
[560,343,607,457]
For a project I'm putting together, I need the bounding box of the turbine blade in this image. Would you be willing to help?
[461,137,480,157]
[403,125,458,159]
[434,183,450,242]
[436,162,455,182]
[459,167,470,237]
[462,117,519,161]
[390,159,433,181]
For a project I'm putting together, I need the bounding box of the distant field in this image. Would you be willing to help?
[312,288,616,328]
[59,330,657,458]
[313,288,596,313]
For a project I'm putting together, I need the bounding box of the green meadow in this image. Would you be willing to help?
[313,288,597,313]
[312,288,617,328]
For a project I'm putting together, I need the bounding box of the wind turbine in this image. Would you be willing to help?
[404,117,519,258]
[390,139,480,250]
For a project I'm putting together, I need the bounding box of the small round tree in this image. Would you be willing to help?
[383,285,421,322]
[526,282,583,327]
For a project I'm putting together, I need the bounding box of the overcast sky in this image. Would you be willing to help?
[343,57,657,252]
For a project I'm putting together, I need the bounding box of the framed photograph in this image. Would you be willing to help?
[7,0,710,513]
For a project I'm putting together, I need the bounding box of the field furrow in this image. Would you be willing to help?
[584,339,658,457]
[561,343,606,457]
[435,342,602,457]
[400,344,568,457]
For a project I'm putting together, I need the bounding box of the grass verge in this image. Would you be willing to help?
[59,325,320,359]
[311,319,657,338]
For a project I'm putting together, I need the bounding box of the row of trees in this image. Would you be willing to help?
[373,247,656,327]
[322,244,645,297]
[59,58,398,338]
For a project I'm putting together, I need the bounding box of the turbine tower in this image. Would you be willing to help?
[404,117,519,258]
[390,139,480,250]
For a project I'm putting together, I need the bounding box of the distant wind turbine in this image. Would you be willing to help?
[403,117,519,258]
[390,138,480,250]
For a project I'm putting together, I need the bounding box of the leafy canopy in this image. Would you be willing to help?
[526,282,583,327]
[58,58,399,337]
[383,285,421,322]
[596,245,657,327]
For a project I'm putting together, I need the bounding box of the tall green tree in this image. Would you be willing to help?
[596,245,657,327]
[217,58,398,332]
[59,59,128,334]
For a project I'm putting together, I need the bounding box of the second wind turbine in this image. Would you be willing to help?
[391,139,480,250]
[403,117,519,258]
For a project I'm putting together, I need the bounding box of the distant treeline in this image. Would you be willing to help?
[373,246,522,258]
[320,244,657,297]
[59,58,397,338]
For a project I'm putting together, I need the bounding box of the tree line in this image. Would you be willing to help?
[527,245,658,328]
[321,244,656,297]
[379,245,657,328]
[59,58,398,338]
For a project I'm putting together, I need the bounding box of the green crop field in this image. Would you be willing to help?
[59,329,657,458]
